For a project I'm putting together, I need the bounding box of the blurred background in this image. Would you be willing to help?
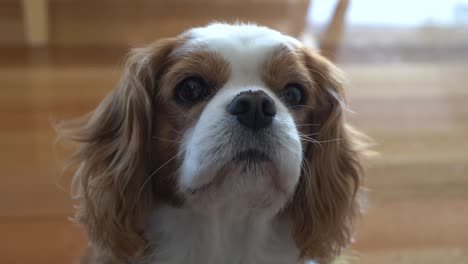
[1,0,467,263]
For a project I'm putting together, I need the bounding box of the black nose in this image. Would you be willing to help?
[227,90,276,131]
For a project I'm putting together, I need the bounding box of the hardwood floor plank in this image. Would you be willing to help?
[0,218,85,264]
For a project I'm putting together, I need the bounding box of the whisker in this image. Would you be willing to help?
[291,104,316,110]
[316,138,342,143]
[296,123,321,127]
[136,150,184,200]
[305,138,323,151]
[171,128,185,136]
[293,103,356,115]
[300,137,342,152]
[299,136,317,142]
[301,154,312,180]
[152,136,182,143]
[173,103,195,121]
[299,132,321,138]
[298,132,324,151]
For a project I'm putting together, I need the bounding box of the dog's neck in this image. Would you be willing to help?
[143,205,311,264]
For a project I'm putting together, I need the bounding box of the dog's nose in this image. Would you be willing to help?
[227,90,276,130]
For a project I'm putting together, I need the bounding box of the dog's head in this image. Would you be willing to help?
[59,23,365,263]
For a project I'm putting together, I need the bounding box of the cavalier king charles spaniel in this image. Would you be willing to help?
[59,23,366,264]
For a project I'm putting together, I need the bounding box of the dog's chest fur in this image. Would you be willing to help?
[142,206,310,264]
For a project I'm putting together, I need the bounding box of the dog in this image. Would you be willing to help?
[58,22,366,264]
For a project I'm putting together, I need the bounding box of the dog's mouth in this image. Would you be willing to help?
[187,149,273,195]
[233,149,271,164]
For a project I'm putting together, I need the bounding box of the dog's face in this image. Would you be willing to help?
[60,24,364,263]
[157,25,309,211]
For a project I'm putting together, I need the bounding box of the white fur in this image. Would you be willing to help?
[144,206,301,264]
[145,23,313,264]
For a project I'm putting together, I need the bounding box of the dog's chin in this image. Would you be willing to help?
[181,151,294,212]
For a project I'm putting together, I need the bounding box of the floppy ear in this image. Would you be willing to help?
[57,39,178,260]
[288,49,366,263]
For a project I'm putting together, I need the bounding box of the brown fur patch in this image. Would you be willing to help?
[262,46,364,263]
[284,47,364,263]
[262,45,314,95]
[57,36,232,263]
[261,45,317,146]
[158,48,230,130]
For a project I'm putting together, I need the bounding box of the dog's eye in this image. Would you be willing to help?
[282,83,304,107]
[175,77,209,104]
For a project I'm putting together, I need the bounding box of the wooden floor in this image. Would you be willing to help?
[1,24,468,264]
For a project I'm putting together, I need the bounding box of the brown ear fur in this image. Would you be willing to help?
[288,49,365,263]
[57,39,178,260]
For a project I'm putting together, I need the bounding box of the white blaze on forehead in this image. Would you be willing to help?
[176,23,303,85]
[186,23,301,48]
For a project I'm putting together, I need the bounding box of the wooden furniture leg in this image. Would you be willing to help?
[320,0,350,60]
[22,0,49,46]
